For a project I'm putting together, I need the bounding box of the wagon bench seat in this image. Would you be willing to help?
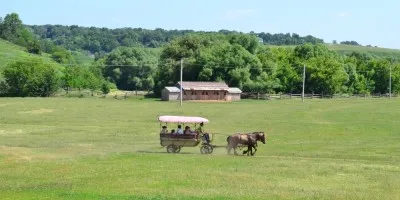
[159,133,197,140]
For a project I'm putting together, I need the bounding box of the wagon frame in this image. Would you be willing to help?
[158,115,214,154]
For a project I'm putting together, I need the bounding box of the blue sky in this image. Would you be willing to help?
[1,0,399,49]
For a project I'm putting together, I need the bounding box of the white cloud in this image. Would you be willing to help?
[337,12,351,18]
[111,18,120,23]
[221,9,257,20]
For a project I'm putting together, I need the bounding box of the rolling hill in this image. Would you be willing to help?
[0,39,64,72]
[267,43,400,58]
[327,44,400,58]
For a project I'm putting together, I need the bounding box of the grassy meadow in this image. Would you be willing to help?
[0,39,61,68]
[0,97,399,199]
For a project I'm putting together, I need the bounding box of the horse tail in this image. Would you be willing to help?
[226,136,230,144]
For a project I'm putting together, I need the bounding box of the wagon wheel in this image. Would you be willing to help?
[167,145,180,153]
[174,146,181,153]
[207,145,213,154]
[200,145,213,154]
[200,146,206,154]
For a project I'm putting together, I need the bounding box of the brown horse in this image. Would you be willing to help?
[226,132,266,156]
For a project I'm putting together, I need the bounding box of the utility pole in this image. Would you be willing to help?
[180,58,183,107]
[389,62,392,99]
[302,65,305,102]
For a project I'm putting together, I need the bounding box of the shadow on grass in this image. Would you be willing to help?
[136,150,196,155]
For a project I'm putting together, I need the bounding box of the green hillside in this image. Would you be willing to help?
[70,50,94,65]
[327,44,400,57]
[268,43,400,58]
[0,39,64,72]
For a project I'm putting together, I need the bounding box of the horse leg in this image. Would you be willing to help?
[246,145,252,156]
[243,146,248,155]
[251,145,257,156]
[226,137,232,155]
[227,145,232,155]
[248,145,253,156]
[233,146,239,156]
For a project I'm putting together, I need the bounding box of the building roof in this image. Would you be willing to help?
[164,87,180,93]
[177,81,229,91]
[228,87,242,94]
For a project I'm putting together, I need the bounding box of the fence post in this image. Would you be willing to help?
[321,92,324,99]
[311,91,314,99]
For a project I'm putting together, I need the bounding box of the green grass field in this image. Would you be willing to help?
[0,97,399,199]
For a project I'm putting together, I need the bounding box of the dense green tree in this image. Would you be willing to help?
[1,12,398,97]
[228,34,259,54]
[62,65,103,94]
[0,13,23,42]
[26,39,42,54]
[51,47,76,64]
[0,13,42,54]
[26,23,326,54]
[100,46,158,90]
[291,44,349,94]
[2,58,60,97]
[101,81,110,96]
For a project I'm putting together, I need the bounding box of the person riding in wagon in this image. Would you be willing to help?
[196,122,210,144]
[160,126,168,134]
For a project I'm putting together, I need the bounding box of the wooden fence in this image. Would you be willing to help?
[241,92,398,100]
[55,89,152,99]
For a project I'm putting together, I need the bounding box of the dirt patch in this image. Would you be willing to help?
[0,146,57,162]
[0,102,22,107]
[19,109,54,115]
[0,146,34,162]
[313,120,335,125]
[0,129,24,135]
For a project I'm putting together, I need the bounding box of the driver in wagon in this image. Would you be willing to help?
[196,122,210,144]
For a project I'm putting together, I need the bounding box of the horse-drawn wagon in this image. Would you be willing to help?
[158,115,214,154]
[158,115,268,156]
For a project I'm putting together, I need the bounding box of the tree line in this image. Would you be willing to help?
[0,12,399,98]
[152,34,399,96]
[0,13,79,65]
[27,24,326,54]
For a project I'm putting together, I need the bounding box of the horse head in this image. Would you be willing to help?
[254,132,266,144]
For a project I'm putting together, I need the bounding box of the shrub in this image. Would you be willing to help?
[2,58,60,97]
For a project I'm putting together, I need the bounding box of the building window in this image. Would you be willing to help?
[206,92,208,95]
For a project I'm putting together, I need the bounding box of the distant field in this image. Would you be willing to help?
[0,97,399,199]
[328,44,400,57]
[267,43,400,58]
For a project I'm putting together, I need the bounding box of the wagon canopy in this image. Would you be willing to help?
[158,115,209,123]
